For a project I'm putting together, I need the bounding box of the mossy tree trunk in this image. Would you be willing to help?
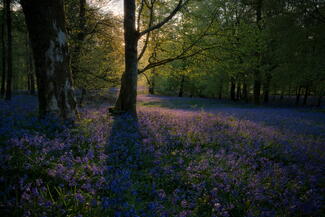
[115,0,138,115]
[21,0,77,120]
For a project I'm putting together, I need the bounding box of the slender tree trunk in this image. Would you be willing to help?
[218,80,223,100]
[296,86,301,105]
[21,0,77,119]
[303,86,309,106]
[253,71,261,104]
[230,77,236,101]
[236,81,241,100]
[1,11,6,98]
[263,73,271,103]
[4,0,12,100]
[26,34,31,92]
[178,74,185,97]
[71,0,86,80]
[26,35,36,95]
[280,88,284,100]
[149,74,155,95]
[114,0,138,114]
[317,94,322,107]
[253,0,263,105]
[242,80,248,102]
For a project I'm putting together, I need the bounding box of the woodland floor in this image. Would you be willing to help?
[0,93,324,216]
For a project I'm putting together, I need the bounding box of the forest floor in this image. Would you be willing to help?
[0,94,324,217]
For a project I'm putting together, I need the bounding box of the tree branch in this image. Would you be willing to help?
[138,0,156,61]
[139,0,190,37]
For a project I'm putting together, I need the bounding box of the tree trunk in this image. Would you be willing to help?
[178,74,185,97]
[71,0,87,80]
[303,86,309,106]
[4,0,12,100]
[114,0,138,115]
[253,70,261,104]
[1,11,5,98]
[317,95,322,107]
[242,81,248,102]
[295,86,301,105]
[280,88,284,100]
[236,81,241,100]
[253,0,263,105]
[21,0,77,120]
[29,49,36,95]
[218,80,223,100]
[230,77,236,101]
[26,32,36,95]
[149,74,155,95]
[263,73,271,103]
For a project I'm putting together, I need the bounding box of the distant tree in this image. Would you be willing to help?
[0,8,5,97]
[3,0,12,100]
[20,0,77,119]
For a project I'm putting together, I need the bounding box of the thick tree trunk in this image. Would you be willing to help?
[26,33,36,95]
[115,0,138,115]
[4,0,12,100]
[27,50,36,95]
[303,86,309,106]
[29,49,36,95]
[1,12,5,98]
[178,75,185,97]
[21,0,77,119]
[230,77,236,101]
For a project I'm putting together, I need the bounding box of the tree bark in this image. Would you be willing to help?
[4,0,12,100]
[1,11,5,98]
[21,0,77,120]
[280,88,284,100]
[295,86,301,105]
[303,86,309,106]
[253,0,263,105]
[242,80,248,102]
[263,73,271,103]
[114,0,138,115]
[29,50,36,95]
[71,0,87,80]
[218,80,223,100]
[253,70,261,104]
[236,81,241,100]
[26,32,36,95]
[317,95,322,107]
[230,77,236,101]
[149,71,155,95]
[178,74,185,97]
